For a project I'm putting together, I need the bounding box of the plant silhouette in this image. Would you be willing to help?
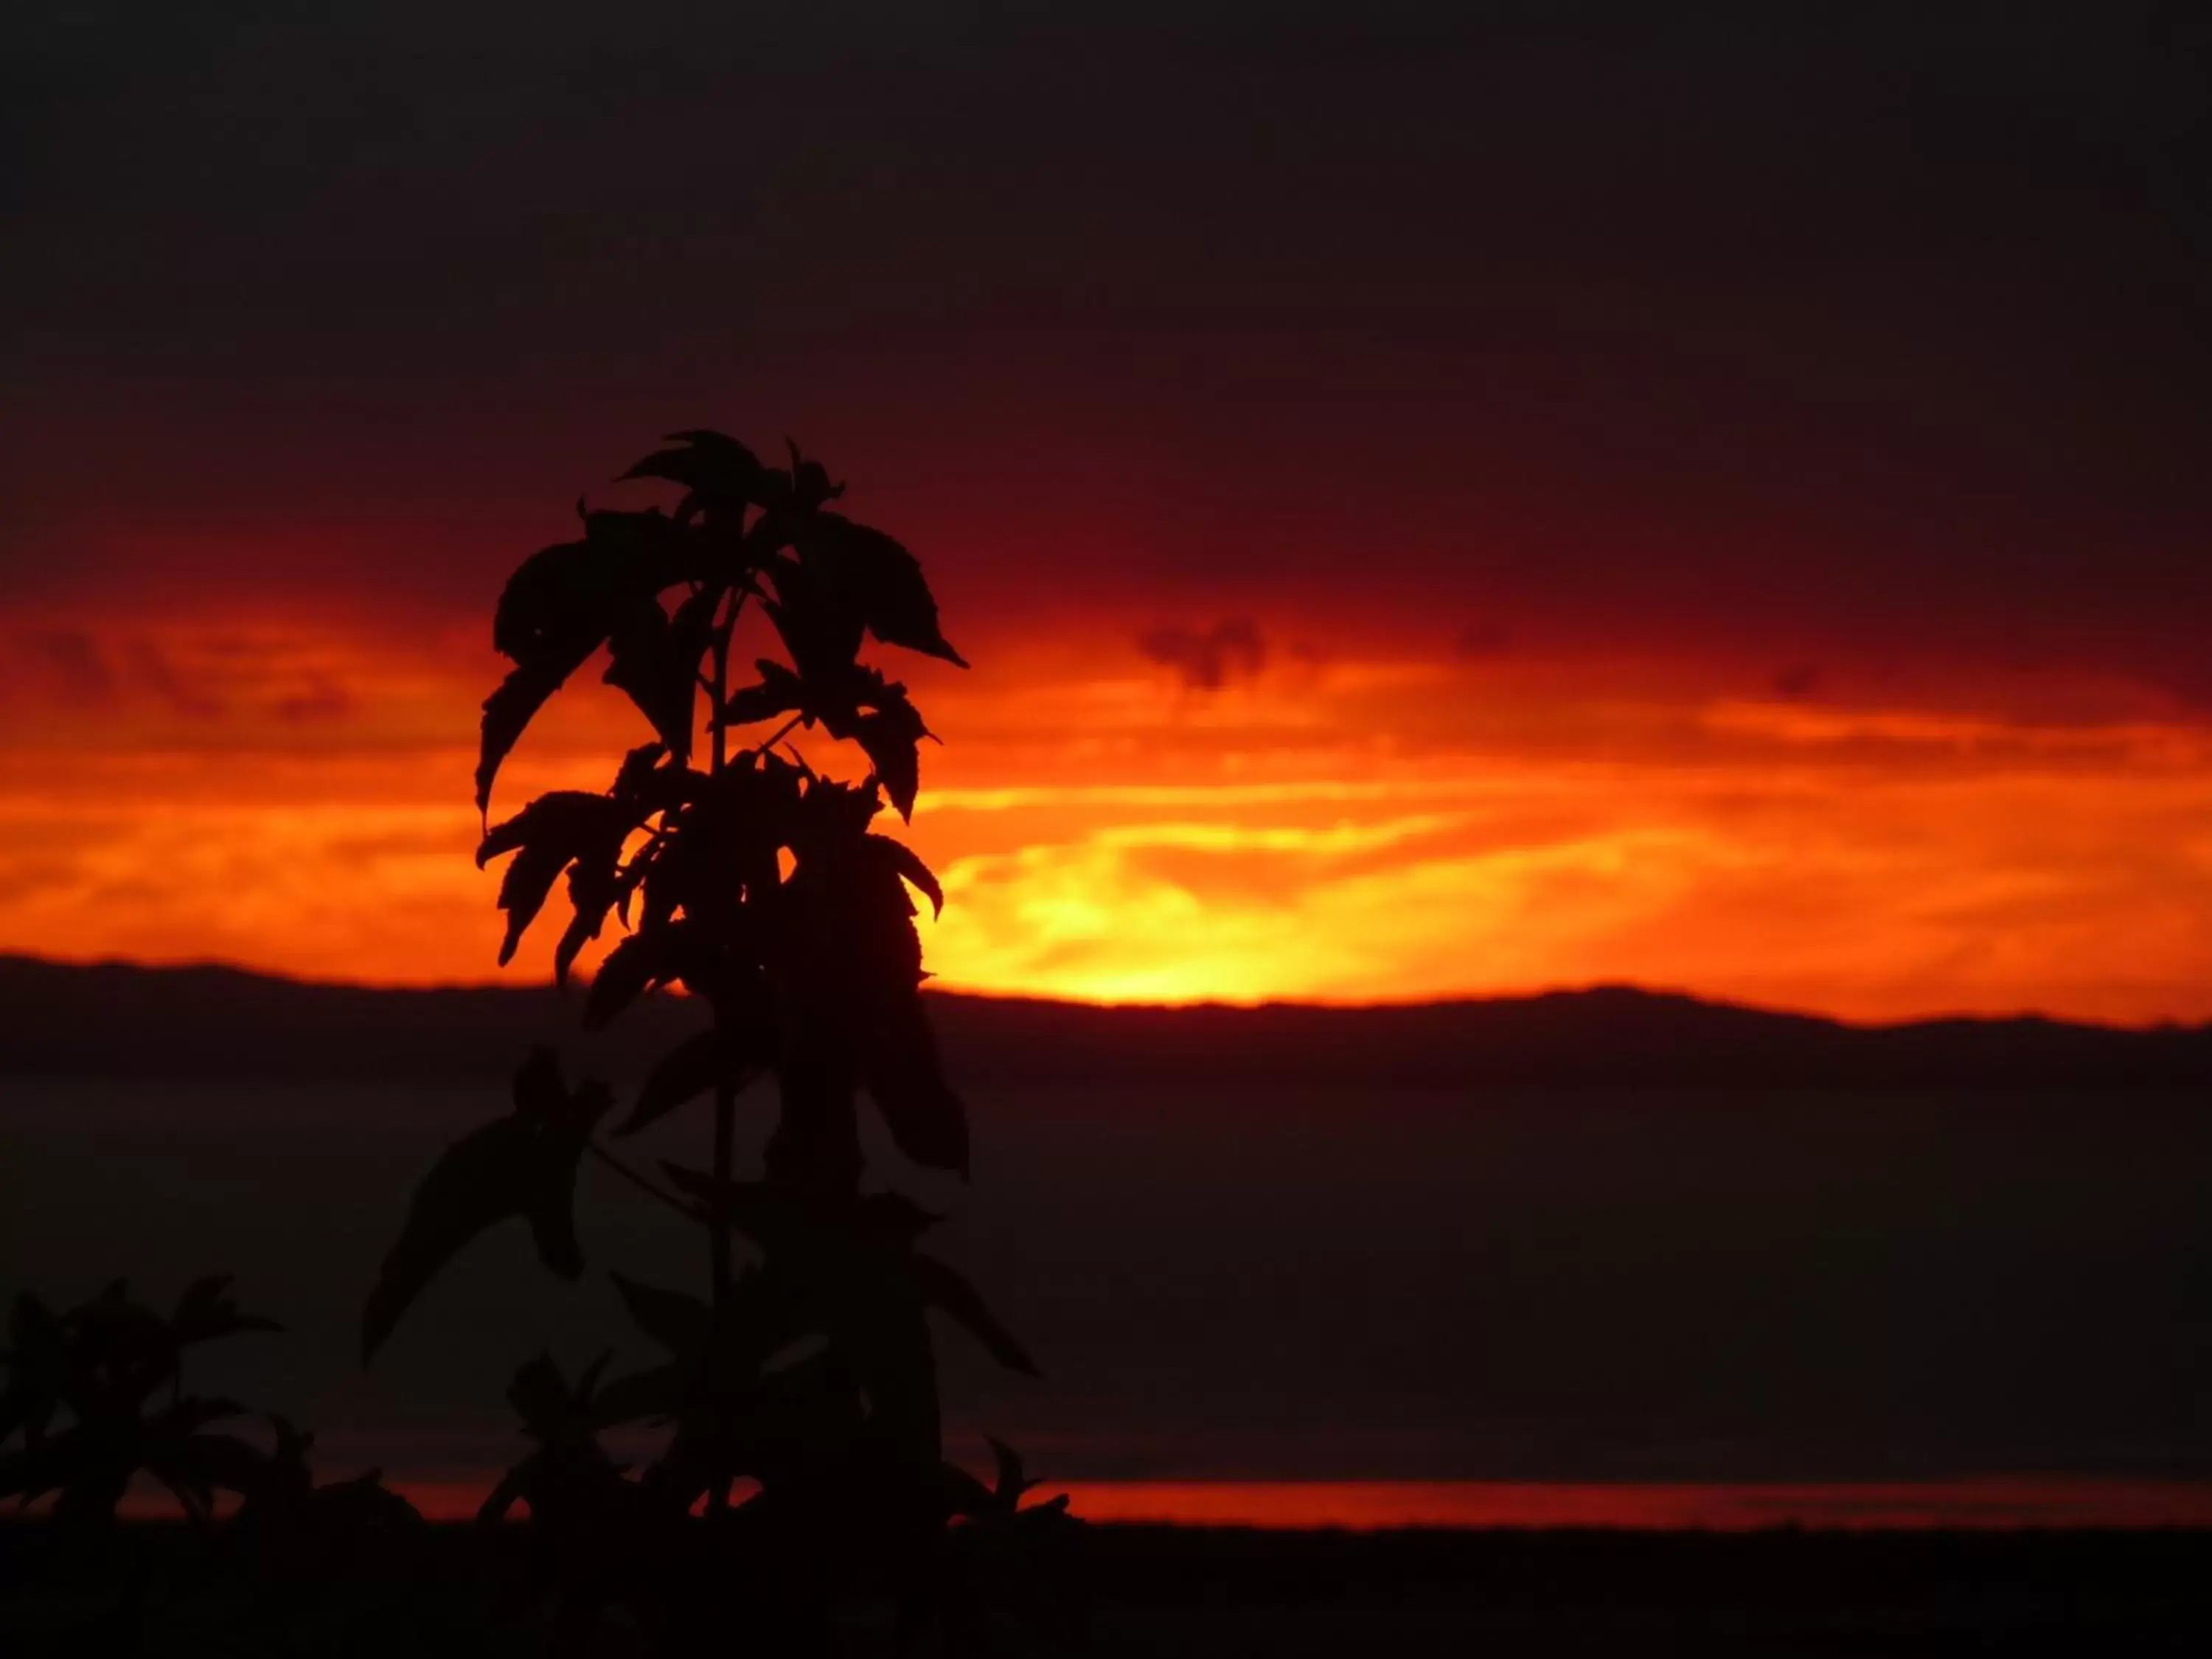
[359,430,1077,1652]
[1,1276,443,1652]
[0,1278,280,1533]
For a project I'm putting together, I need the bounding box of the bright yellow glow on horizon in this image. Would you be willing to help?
[3,610,2211,1026]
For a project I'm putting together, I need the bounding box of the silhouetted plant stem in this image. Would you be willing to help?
[706,582,738,1517]
[756,713,805,753]
[583,1141,690,1217]
[709,1081,734,1314]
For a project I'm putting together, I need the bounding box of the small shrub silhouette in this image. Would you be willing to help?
[0,1278,280,1533]
[360,430,1077,1652]
[1,1277,437,1651]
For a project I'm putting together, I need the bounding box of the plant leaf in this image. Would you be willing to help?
[477,1458,532,1526]
[608,1273,712,1357]
[864,993,969,1176]
[525,1075,616,1284]
[782,437,846,512]
[762,556,866,683]
[721,658,807,730]
[603,585,719,762]
[852,695,930,821]
[361,1050,613,1361]
[874,836,942,918]
[621,430,766,519]
[170,1276,283,1346]
[988,1435,1036,1503]
[476,792,634,970]
[618,1029,723,1135]
[478,658,580,821]
[911,1256,1039,1377]
[477,510,698,814]
[361,1116,533,1363]
[745,659,931,821]
[793,512,967,667]
[615,975,779,1134]
[583,917,719,1030]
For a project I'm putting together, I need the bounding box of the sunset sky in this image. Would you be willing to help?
[7,4,2210,1022]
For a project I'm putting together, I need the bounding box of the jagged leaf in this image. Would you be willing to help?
[478,659,578,821]
[865,993,970,1176]
[749,661,932,824]
[479,1355,640,1546]
[782,438,845,511]
[792,512,967,667]
[141,1399,262,1523]
[911,1256,1039,1377]
[762,555,866,682]
[361,1119,532,1362]
[874,836,943,918]
[477,1461,531,1526]
[552,872,619,988]
[721,658,807,729]
[937,1459,998,1520]
[476,791,634,970]
[621,430,766,518]
[853,692,930,821]
[509,1349,608,1443]
[611,740,669,801]
[69,1283,173,1397]
[616,978,778,1134]
[583,917,720,1029]
[809,833,928,1005]
[604,585,720,762]
[170,1276,283,1347]
[361,1050,613,1361]
[525,1077,616,1288]
[608,1273,712,1357]
[477,510,698,814]
[989,1436,1037,1504]
[661,1170,1034,1377]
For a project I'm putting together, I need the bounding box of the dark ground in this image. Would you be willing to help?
[4,1524,2211,1656]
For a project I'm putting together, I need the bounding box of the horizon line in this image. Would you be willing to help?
[6,948,2201,1038]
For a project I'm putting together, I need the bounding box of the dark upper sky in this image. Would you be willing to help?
[7,2,2211,689]
[6,5,2212,1020]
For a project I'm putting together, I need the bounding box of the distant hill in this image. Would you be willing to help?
[5,954,2211,1089]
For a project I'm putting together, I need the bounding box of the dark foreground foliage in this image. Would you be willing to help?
[392,431,1079,1654]
[1,431,1080,1655]
[368,430,1080,1652]
[0,1280,436,1651]
[4,1522,2209,1657]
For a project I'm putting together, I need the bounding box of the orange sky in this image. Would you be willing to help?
[4,594,2208,1026]
[9,12,2210,1025]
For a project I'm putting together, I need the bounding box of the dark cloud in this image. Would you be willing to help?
[273,681,356,724]
[2,4,2207,702]
[1138,619,1267,691]
[1,627,361,724]
[10,630,118,705]
[1455,624,1513,660]
[2,630,220,716]
[1770,664,1824,699]
[128,641,225,720]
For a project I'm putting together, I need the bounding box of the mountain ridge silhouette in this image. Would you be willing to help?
[7,953,2211,1090]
